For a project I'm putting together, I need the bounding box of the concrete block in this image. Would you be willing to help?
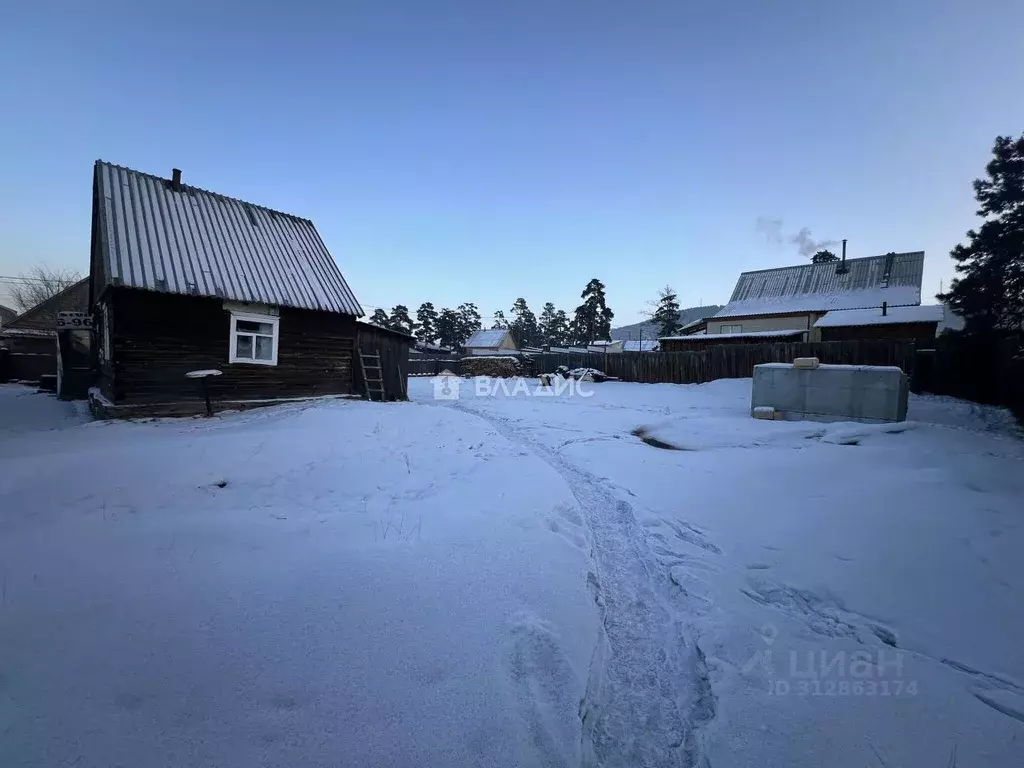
[751,363,908,423]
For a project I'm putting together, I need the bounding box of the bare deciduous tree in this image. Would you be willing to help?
[8,266,82,314]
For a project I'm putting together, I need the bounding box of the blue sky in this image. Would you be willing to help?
[1,1,1021,324]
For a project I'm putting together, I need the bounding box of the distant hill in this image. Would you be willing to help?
[610,305,723,341]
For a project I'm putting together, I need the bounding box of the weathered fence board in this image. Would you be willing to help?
[527,341,921,386]
[408,337,1023,422]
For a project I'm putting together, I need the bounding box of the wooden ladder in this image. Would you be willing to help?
[359,350,385,401]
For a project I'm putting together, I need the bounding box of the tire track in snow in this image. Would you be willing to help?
[448,399,716,768]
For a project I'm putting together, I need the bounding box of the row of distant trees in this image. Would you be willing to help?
[11,134,1022,342]
[370,278,617,349]
[3,266,81,314]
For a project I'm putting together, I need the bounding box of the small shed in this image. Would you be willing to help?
[814,305,943,343]
[88,161,376,416]
[0,279,89,384]
[464,328,517,355]
[356,322,413,401]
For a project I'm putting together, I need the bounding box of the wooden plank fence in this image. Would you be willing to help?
[401,336,1023,422]
[528,341,921,385]
[407,358,462,377]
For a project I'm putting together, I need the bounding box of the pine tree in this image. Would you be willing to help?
[491,310,510,330]
[811,249,838,264]
[572,279,614,343]
[939,133,1024,331]
[456,303,482,347]
[388,305,416,335]
[550,310,570,345]
[509,298,539,347]
[415,302,439,345]
[436,308,462,350]
[538,302,557,343]
[369,308,392,328]
[650,286,681,338]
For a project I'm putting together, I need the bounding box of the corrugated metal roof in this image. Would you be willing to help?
[623,340,659,352]
[813,304,944,328]
[714,252,924,319]
[93,161,362,315]
[465,329,512,348]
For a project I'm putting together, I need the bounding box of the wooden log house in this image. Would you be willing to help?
[88,162,410,416]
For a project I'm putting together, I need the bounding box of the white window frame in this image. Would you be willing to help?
[720,324,743,334]
[229,311,279,366]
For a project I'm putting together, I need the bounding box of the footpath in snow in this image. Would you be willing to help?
[419,375,1024,767]
[1,378,1022,767]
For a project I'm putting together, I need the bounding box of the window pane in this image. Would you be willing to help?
[235,334,253,359]
[255,335,274,360]
[237,320,273,334]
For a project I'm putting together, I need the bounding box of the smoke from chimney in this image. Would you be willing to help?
[755,217,837,258]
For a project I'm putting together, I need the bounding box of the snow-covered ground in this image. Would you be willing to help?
[1,379,1022,767]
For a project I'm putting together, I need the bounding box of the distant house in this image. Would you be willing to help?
[588,340,625,354]
[89,162,408,415]
[0,304,16,327]
[674,317,709,336]
[661,251,930,349]
[464,328,518,355]
[0,279,89,384]
[622,339,659,352]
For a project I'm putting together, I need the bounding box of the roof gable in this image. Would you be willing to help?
[714,252,924,319]
[91,162,362,316]
[2,278,89,333]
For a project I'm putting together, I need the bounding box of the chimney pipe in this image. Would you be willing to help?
[882,301,887,317]
[171,168,182,190]
[835,238,850,275]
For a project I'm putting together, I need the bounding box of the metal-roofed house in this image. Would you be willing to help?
[661,251,927,350]
[463,328,518,356]
[88,161,399,415]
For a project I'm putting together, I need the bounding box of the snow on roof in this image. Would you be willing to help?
[814,304,944,328]
[756,362,904,373]
[93,162,363,316]
[623,340,659,352]
[464,329,512,348]
[714,252,924,319]
[660,328,806,341]
[548,346,590,354]
[416,342,454,352]
[588,340,620,346]
[676,317,708,332]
